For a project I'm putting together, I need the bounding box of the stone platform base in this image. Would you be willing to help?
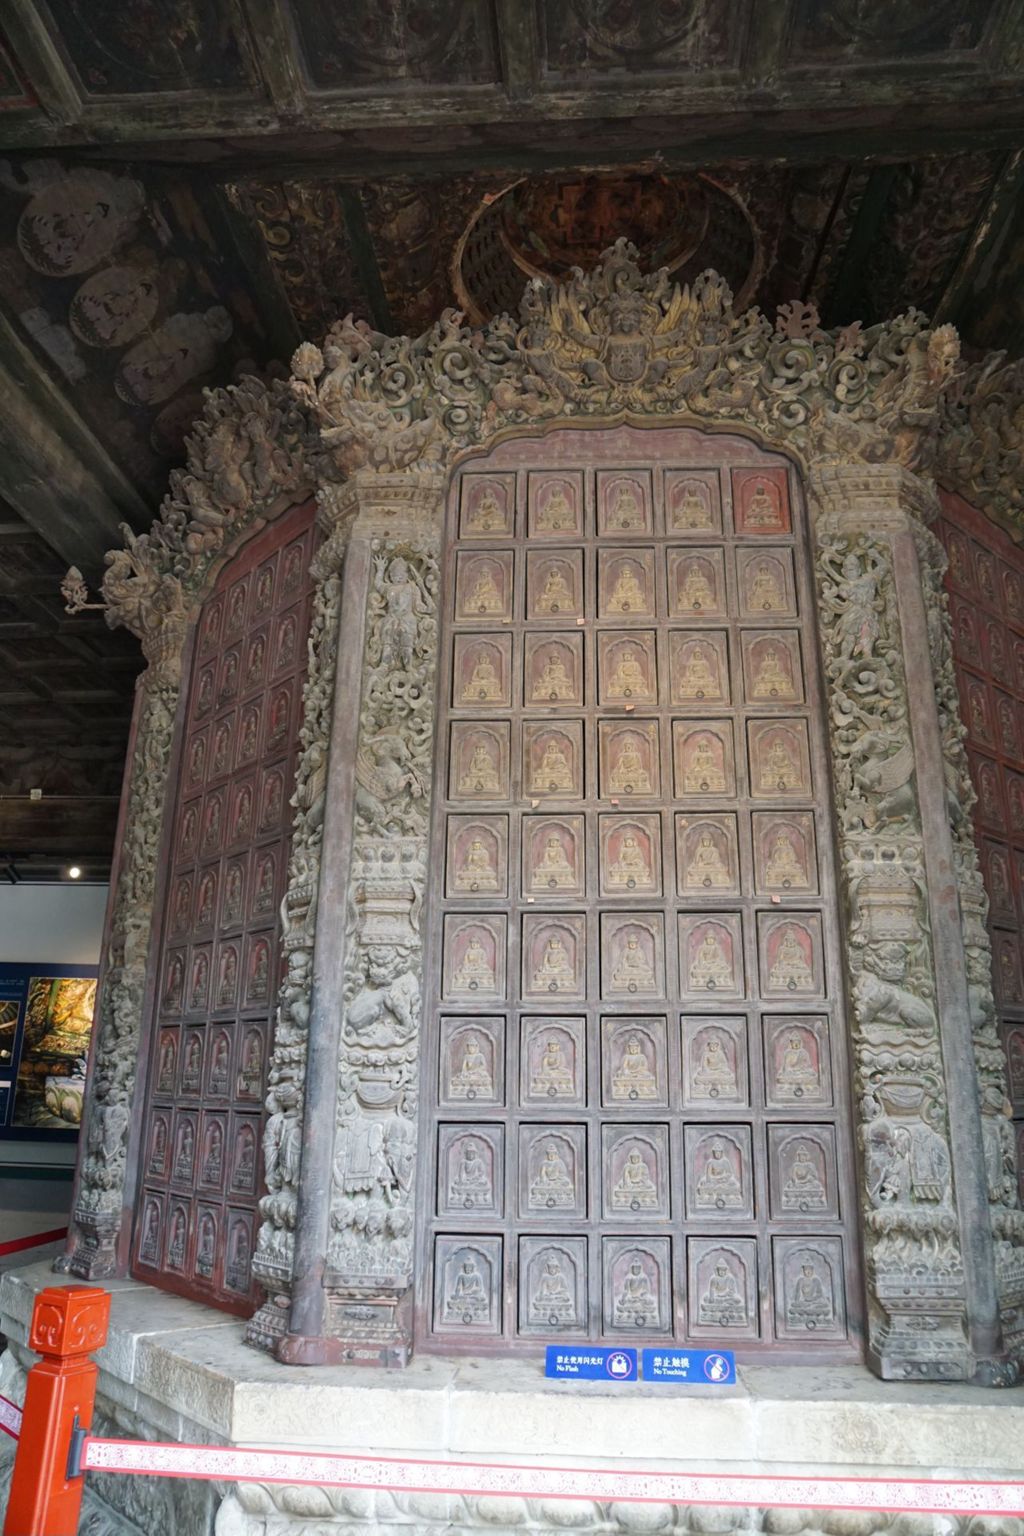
[2,1261,1024,1536]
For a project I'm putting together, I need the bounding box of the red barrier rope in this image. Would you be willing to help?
[0,1226,68,1258]
[0,1393,22,1442]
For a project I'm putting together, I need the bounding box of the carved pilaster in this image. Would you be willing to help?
[245,491,352,1351]
[810,462,1021,1382]
[58,603,189,1278]
[277,469,443,1366]
[913,519,1024,1357]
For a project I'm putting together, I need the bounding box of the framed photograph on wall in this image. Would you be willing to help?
[0,963,99,1141]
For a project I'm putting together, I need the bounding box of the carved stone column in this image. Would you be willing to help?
[913,519,1024,1365]
[279,467,444,1367]
[810,461,1020,1383]
[246,496,351,1351]
[58,597,189,1278]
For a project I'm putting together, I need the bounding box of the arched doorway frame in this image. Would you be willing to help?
[62,242,1022,1382]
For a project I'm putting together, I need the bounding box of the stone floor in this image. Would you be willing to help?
[2,1260,1024,1536]
[3,1260,1024,1475]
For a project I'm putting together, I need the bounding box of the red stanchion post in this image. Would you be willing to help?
[4,1285,110,1536]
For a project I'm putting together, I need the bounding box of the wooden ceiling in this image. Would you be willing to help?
[1,0,1023,878]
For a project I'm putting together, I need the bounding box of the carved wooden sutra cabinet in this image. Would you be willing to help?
[59,243,1024,1384]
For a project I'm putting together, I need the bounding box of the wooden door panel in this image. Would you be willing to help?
[131,503,317,1312]
[938,492,1024,1202]
[422,437,858,1352]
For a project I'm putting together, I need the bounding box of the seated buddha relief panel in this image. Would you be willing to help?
[419,426,860,1353]
[133,502,318,1312]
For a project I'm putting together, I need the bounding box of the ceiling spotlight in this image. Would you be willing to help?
[67,865,82,880]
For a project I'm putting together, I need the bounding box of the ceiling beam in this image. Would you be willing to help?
[741,0,793,89]
[0,797,119,860]
[4,64,1024,155]
[933,147,1024,326]
[0,305,152,574]
[46,105,1024,185]
[237,0,306,115]
[1,0,81,125]
[340,188,394,333]
[494,0,539,102]
[215,184,305,357]
[819,166,901,329]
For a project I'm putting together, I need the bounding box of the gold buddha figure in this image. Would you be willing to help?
[751,644,791,698]
[460,739,501,794]
[535,737,575,793]
[535,833,575,889]
[761,736,801,791]
[464,650,502,702]
[529,1142,575,1208]
[692,1032,737,1097]
[534,649,574,701]
[612,1148,658,1210]
[782,1144,827,1211]
[607,481,643,530]
[748,561,784,611]
[696,1141,743,1209]
[612,1033,658,1100]
[533,934,575,992]
[676,643,718,699]
[607,646,648,699]
[607,562,646,613]
[699,1260,745,1326]
[218,949,237,1006]
[536,564,573,613]
[788,1262,832,1328]
[611,934,657,993]
[673,481,711,528]
[678,561,715,610]
[746,480,780,527]
[607,832,651,890]
[450,1034,493,1099]
[445,1257,488,1322]
[689,929,732,990]
[683,733,725,793]
[776,1031,818,1097]
[764,830,805,888]
[450,1140,492,1208]
[531,1035,574,1097]
[468,565,503,614]
[531,1255,574,1323]
[469,486,502,532]
[614,1258,658,1327]
[685,830,730,889]
[453,934,495,992]
[455,836,499,892]
[538,484,574,531]
[769,925,814,990]
[609,734,651,794]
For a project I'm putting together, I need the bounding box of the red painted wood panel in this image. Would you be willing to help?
[938,490,1024,1199]
[131,501,317,1312]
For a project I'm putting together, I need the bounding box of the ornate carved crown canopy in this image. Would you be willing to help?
[89,238,1022,640]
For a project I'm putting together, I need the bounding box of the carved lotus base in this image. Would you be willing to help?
[245,1291,291,1353]
[54,1214,121,1279]
[871,1283,971,1381]
[321,1285,412,1367]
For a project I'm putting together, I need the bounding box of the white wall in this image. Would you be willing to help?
[0,883,109,1168]
[0,883,108,964]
